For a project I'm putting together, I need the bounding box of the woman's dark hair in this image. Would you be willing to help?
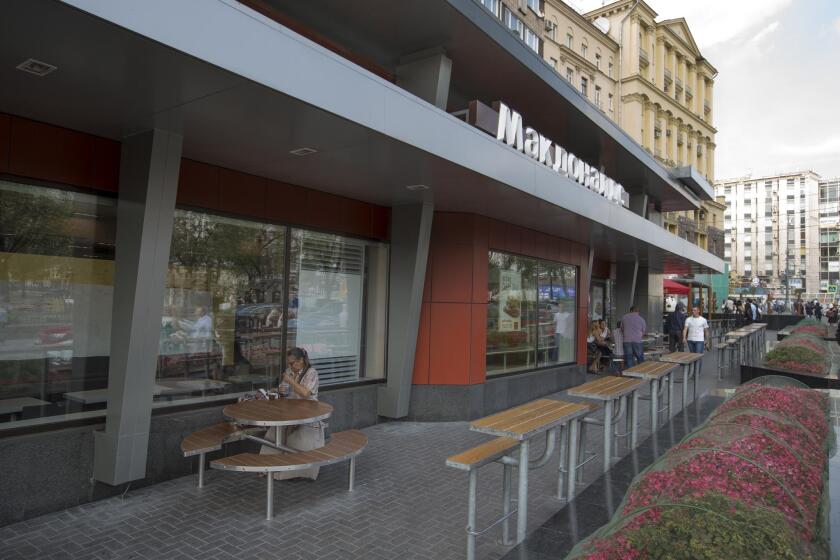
[287,347,311,371]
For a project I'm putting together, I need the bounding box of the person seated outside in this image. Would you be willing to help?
[259,347,325,480]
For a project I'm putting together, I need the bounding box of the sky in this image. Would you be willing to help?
[573,0,840,181]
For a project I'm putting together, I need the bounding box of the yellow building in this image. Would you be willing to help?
[540,0,719,255]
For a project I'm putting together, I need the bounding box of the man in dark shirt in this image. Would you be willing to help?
[665,303,687,352]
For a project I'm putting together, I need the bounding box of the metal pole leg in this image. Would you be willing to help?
[516,439,531,544]
[467,469,477,560]
[650,379,659,433]
[668,373,674,418]
[567,419,579,500]
[266,473,274,521]
[682,364,689,410]
[693,360,699,402]
[556,424,568,501]
[348,457,356,491]
[502,463,513,545]
[616,395,626,456]
[631,390,639,448]
[603,399,613,473]
[198,453,205,489]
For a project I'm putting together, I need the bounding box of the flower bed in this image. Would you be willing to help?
[764,333,830,375]
[565,383,831,559]
[791,319,830,338]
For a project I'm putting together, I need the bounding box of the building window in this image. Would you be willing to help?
[608,93,614,111]
[479,0,500,17]
[157,210,389,399]
[547,19,557,41]
[524,27,541,53]
[581,43,588,59]
[527,0,541,14]
[549,57,558,69]
[580,76,588,97]
[595,86,602,108]
[487,251,577,375]
[566,33,574,49]
[566,67,574,82]
[0,180,117,425]
[595,53,601,70]
[608,60,613,78]
[504,7,524,37]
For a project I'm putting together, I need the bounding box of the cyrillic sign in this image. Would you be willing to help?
[495,102,629,207]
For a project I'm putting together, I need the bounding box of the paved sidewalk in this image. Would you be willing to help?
[0,350,736,560]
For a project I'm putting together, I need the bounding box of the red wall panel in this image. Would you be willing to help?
[219,168,267,219]
[430,242,474,303]
[469,304,487,384]
[428,303,472,385]
[9,117,94,188]
[91,137,120,192]
[264,180,307,224]
[0,114,10,173]
[411,302,431,385]
[177,159,220,209]
[370,205,389,240]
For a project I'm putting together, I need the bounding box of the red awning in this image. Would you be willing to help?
[664,279,690,295]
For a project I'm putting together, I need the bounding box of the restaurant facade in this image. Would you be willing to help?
[0,0,722,525]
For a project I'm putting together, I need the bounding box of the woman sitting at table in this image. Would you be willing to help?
[260,347,325,480]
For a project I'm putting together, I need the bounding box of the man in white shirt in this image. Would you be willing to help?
[682,306,710,354]
[553,301,573,362]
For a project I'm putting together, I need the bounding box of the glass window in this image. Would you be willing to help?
[480,0,500,17]
[595,53,601,69]
[526,0,540,13]
[580,76,588,97]
[156,211,388,403]
[595,86,602,108]
[567,33,574,49]
[566,67,574,82]
[504,7,523,37]
[608,60,614,78]
[581,43,588,58]
[486,251,576,376]
[524,27,541,52]
[0,181,116,425]
[608,93,614,111]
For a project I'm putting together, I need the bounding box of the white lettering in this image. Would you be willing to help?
[496,103,524,150]
[538,135,553,166]
[524,127,540,159]
[494,102,627,207]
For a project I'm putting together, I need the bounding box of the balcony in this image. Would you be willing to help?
[639,47,649,67]
[704,99,711,113]
[663,68,672,84]
[675,77,683,91]
[685,85,693,99]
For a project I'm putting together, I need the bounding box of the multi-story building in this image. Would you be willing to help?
[818,177,840,292]
[714,172,823,294]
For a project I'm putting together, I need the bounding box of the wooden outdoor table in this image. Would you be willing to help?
[567,376,644,473]
[470,399,591,543]
[622,361,680,432]
[224,398,333,451]
[659,352,704,409]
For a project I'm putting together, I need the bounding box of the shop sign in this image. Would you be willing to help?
[495,102,629,207]
[498,270,522,332]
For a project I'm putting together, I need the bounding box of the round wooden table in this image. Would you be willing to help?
[223,398,333,427]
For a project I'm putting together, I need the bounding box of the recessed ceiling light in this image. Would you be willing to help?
[405,184,430,191]
[16,58,57,77]
[289,147,318,157]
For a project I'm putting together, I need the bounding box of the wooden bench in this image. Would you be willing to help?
[446,437,520,559]
[181,422,250,488]
[211,429,368,519]
[567,376,644,473]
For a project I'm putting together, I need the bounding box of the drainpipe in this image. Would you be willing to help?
[616,0,641,128]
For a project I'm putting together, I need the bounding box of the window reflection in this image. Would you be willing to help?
[487,250,577,376]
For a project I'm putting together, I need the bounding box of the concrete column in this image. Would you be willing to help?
[678,57,687,106]
[644,103,655,153]
[689,131,698,169]
[687,64,696,113]
[629,17,641,76]
[668,48,677,91]
[655,111,666,159]
[706,80,714,124]
[696,72,706,120]
[677,126,686,166]
[668,119,678,163]
[378,203,434,418]
[655,37,665,89]
[707,143,716,181]
[396,47,452,111]
[93,129,182,485]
